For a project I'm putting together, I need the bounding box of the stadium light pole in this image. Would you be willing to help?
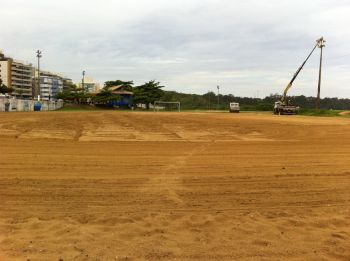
[217,85,220,110]
[82,70,86,92]
[208,90,211,110]
[316,37,325,110]
[36,50,42,100]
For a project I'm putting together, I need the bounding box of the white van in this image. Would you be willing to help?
[229,102,240,113]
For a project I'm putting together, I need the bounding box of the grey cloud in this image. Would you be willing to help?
[0,0,349,97]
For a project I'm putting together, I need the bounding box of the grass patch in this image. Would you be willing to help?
[298,109,347,117]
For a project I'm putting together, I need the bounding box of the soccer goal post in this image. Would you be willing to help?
[154,101,181,112]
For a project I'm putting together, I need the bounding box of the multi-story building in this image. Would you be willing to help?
[62,77,74,91]
[78,76,101,93]
[35,70,63,100]
[0,51,34,98]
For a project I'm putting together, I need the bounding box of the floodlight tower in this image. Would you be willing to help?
[316,37,326,109]
[217,85,220,110]
[208,90,211,110]
[36,50,42,99]
[82,70,86,92]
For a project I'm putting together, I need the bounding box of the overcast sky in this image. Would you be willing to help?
[1,0,350,97]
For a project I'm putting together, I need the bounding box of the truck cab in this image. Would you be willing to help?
[229,102,240,113]
[274,101,299,115]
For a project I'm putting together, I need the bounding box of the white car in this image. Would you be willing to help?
[229,102,240,113]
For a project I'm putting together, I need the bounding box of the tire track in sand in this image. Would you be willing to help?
[141,142,211,204]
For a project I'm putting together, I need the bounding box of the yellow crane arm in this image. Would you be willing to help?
[280,38,323,103]
[281,82,292,103]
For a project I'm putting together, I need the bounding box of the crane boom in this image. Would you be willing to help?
[281,41,320,103]
[274,37,325,115]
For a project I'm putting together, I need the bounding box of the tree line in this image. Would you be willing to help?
[56,80,350,110]
[161,92,350,111]
[56,80,164,108]
[2,78,350,110]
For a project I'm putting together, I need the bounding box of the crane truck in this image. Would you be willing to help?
[274,38,324,115]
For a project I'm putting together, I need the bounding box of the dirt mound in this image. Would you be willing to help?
[339,111,350,116]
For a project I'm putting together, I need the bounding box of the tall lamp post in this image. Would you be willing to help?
[316,37,326,109]
[36,50,42,100]
[82,70,86,92]
[208,90,211,110]
[217,85,220,110]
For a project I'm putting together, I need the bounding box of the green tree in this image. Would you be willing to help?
[56,84,90,104]
[104,80,133,91]
[133,80,164,109]
[16,89,24,98]
[0,79,13,94]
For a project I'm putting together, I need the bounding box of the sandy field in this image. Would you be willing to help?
[0,111,349,261]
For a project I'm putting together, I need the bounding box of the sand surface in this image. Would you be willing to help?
[0,111,349,260]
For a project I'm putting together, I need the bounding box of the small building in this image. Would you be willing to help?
[92,85,133,107]
[108,85,133,107]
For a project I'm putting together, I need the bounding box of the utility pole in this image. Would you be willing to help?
[316,37,326,109]
[82,70,86,92]
[217,85,220,110]
[208,90,211,110]
[36,50,42,100]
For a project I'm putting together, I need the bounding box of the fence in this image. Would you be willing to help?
[0,97,63,112]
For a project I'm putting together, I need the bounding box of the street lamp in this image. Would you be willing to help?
[36,50,42,99]
[208,90,211,110]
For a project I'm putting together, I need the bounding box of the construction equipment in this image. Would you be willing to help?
[274,37,324,115]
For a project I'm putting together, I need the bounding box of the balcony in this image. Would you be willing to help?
[12,81,32,87]
[12,70,32,77]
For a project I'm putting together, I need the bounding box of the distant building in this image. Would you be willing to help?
[1,50,74,100]
[0,51,34,98]
[62,77,74,91]
[36,70,63,100]
[78,76,101,93]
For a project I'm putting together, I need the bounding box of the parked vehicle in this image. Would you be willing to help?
[229,102,240,113]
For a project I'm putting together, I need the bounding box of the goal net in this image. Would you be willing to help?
[154,101,181,112]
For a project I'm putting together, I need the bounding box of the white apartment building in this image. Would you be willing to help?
[0,51,34,98]
[36,70,64,100]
